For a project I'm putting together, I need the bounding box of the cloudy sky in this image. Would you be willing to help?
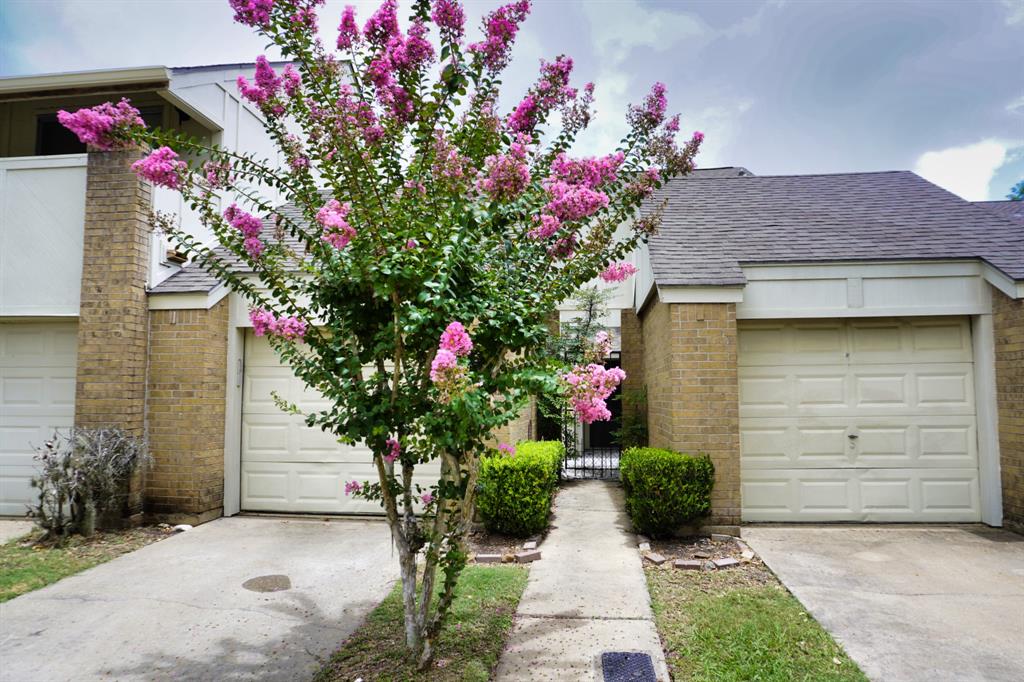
[1,0,1021,200]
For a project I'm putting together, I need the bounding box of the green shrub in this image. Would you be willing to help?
[620,447,714,538]
[477,440,564,537]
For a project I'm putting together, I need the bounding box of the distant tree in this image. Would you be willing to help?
[1008,180,1024,201]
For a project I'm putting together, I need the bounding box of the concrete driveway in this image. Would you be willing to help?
[0,516,397,681]
[743,525,1024,682]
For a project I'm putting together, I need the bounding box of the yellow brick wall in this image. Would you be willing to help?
[74,149,152,520]
[146,301,230,524]
[640,299,741,525]
[993,286,1024,533]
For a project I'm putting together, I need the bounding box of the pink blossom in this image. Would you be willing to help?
[223,204,264,238]
[317,199,356,249]
[593,331,612,359]
[384,437,401,463]
[550,152,623,189]
[506,95,537,134]
[599,262,639,283]
[388,20,434,71]
[405,239,419,250]
[237,56,285,114]
[363,0,398,46]
[57,98,144,151]
[249,308,277,336]
[562,363,626,424]
[432,0,465,42]
[420,492,434,505]
[243,236,265,258]
[432,130,467,183]
[628,81,668,130]
[249,307,307,340]
[430,348,460,384]
[692,130,704,143]
[203,160,232,188]
[468,1,531,72]
[344,480,362,495]
[477,141,530,201]
[548,233,577,260]
[535,56,575,108]
[498,442,515,456]
[337,5,360,49]
[527,214,560,240]
[439,321,473,356]
[229,0,274,27]
[542,180,608,222]
[282,65,302,97]
[131,146,187,189]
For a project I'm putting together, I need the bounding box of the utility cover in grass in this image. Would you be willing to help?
[602,651,657,681]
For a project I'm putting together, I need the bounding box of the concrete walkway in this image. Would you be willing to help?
[0,516,397,681]
[744,525,1024,682]
[495,480,668,681]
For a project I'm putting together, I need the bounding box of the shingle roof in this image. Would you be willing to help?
[975,200,1024,226]
[645,170,1024,286]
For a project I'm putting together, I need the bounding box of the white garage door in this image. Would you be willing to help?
[241,331,440,513]
[739,317,981,522]
[0,322,77,516]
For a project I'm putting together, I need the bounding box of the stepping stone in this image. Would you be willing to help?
[644,552,667,566]
[475,553,502,564]
[522,541,538,550]
[638,542,651,552]
[673,559,702,570]
[741,549,756,561]
[713,557,740,569]
[693,551,711,559]
[702,560,718,571]
[515,550,541,563]
[711,533,735,543]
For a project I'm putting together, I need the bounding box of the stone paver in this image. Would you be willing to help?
[744,525,1024,682]
[0,516,397,681]
[495,481,669,681]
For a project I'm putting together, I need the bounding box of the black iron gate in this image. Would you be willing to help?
[561,446,621,480]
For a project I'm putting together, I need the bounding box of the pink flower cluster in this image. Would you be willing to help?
[359,2,433,122]
[478,139,530,201]
[421,492,434,505]
[384,437,401,463]
[224,203,265,258]
[431,130,467,184]
[344,480,361,495]
[57,98,144,151]
[542,181,609,223]
[432,0,465,43]
[599,261,638,283]
[203,159,232,188]
[627,81,668,131]
[468,0,531,72]
[249,307,308,340]
[337,5,359,49]
[336,85,385,145]
[507,55,576,134]
[550,152,623,189]
[497,442,515,456]
[316,199,356,250]
[562,363,626,424]
[626,167,661,200]
[430,321,473,401]
[229,0,273,27]
[439,321,473,356]
[363,0,398,45]
[131,147,187,190]
[237,57,298,117]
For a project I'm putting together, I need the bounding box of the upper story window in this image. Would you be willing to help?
[34,106,164,156]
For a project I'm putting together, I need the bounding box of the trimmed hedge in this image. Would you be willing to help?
[477,440,564,537]
[620,447,714,538]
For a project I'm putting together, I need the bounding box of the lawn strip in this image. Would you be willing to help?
[315,565,528,682]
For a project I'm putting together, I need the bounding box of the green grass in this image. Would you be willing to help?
[315,565,528,682]
[646,568,868,682]
[0,528,167,602]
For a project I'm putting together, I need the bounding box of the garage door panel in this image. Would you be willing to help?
[743,468,980,522]
[741,364,975,417]
[241,331,440,513]
[0,322,77,516]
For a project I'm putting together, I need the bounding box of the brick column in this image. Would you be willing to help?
[641,299,741,525]
[146,302,229,524]
[993,285,1024,533]
[74,148,152,522]
[619,307,645,431]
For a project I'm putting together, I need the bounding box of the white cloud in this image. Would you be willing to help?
[1002,0,1024,25]
[913,140,1014,201]
[583,0,706,65]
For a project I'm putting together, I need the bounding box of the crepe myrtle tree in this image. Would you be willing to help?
[59,0,701,666]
